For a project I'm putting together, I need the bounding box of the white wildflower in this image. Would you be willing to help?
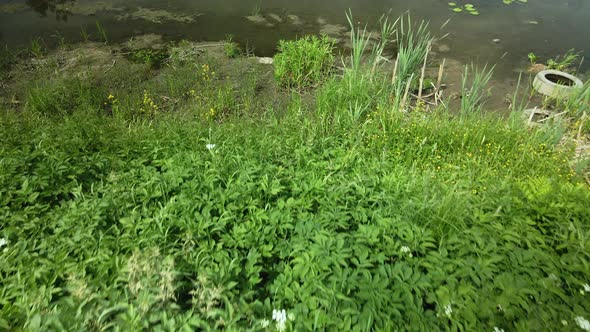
[206,143,216,150]
[400,246,413,257]
[583,283,590,293]
[0,238,6,248]
[260,319,270,328]
[443,303,452,318]
[575,316,590,331]
[272,309,287,332]
[493,327,504,332]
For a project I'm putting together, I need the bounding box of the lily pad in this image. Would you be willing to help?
[452,7,463,12]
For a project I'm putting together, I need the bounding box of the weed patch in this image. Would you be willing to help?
[25,78,108,116]
[129,48,170,69]
[224,35,241,58]
[0,111,588,331]
[274,35,334,90]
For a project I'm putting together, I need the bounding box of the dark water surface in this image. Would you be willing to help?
[1,0,589,78]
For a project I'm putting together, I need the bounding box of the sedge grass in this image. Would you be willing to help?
[459,64,495,116]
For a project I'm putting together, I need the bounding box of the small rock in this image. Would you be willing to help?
[527,63,547,74]
[287,14,303,26]
[257,57,274,65]
[246,14,274,27]
[492,38,501,43]
[437,44,450,53]
[319,23,347,37]
[268,13,283,23]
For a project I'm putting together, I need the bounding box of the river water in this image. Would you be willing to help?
[1,0,589,78]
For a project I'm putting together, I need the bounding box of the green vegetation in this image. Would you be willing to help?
[460,64,494,115]
[80,25,90,42]
[129,48,171,69]
[26,78,107,116]
[251,0,262,16]
[527,49,582,74]
[526,49,588,135]
[449,0,526,14]
[528,52,539,64]
[1,12,590,332]
[0,44,15,74]
[95,21,109,44]
[224,35,241,59]
[273,35,334,90]
[448,3,479,15]
[29,37,45,58]
[547,49,582,73]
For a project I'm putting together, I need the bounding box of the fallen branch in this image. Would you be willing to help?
[104,60,116,73]
[537,111,567,123]
[391,58,398,86]
[417,41,431,102]
[435,59,446,106]
[578,113,587,141]
[400,73,414,112]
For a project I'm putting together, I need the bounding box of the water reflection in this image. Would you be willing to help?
[26,0,76,21]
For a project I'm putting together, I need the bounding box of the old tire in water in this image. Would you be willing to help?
[533,69,583,98]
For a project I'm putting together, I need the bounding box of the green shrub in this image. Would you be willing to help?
[129,48,170,69]
[0,45,15,74]
[29,37,45,58]
[274,35,334,90]
[224,35,241,58]
[546,49,581,73]
[317,71,381,125]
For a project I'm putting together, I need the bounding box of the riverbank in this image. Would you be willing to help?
[1,22,590,330]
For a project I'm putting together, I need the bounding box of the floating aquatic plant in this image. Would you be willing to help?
[448,2,478,15]
[449,0,527,15]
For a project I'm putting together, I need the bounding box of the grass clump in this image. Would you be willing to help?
[29,38,46,58]
[129,48,170,69]
[546,49,582,73]
[0,13,590,332]
[273,35,335,90]
[317,12,436,125]
[0,44,15,74]
[26,78,108,116]
[460,64,495,116]
[224,34,241,58]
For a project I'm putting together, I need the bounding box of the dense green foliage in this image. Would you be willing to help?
[224,35,241,59]
[1,104,589,331]
[1,13,590,332]
[273,35,334,90]
[129,48,171,69]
